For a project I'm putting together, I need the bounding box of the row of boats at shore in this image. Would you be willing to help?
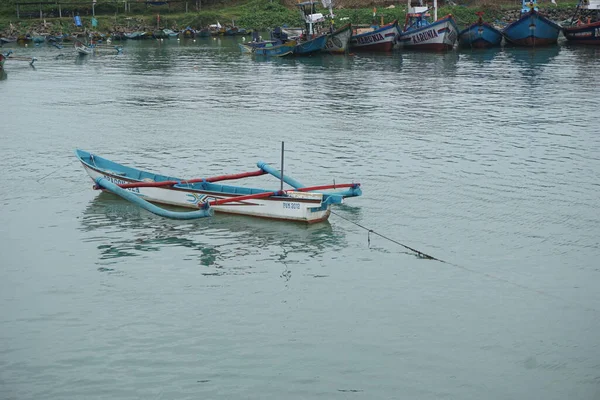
[240,0,600,57]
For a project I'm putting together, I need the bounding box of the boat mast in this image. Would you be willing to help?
[433,0,437,21]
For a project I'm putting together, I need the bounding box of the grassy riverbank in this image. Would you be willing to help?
[0,0,579,35]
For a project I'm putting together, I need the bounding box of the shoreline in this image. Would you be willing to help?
[0,4,580,39]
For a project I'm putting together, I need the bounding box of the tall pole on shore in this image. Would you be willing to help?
[433,0,437,21]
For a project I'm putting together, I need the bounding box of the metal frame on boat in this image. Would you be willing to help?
[76,149,362,223]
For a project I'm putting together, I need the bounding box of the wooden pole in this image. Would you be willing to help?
[280,142,285,192]
[185,1,188,13]
[17,3,20,19]
[40,3,43,20]
[59,3,62,18]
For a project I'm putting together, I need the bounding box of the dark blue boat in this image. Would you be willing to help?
[458,12,503,48]
[292,33,327,55]
[502,0,562,46]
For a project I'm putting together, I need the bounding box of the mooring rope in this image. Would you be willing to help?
[331,210,598,313]
[331,210,446,262]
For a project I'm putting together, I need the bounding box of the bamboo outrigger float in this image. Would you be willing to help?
[76,147,362,222]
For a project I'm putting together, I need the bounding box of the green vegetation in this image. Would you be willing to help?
[0,0,580,34]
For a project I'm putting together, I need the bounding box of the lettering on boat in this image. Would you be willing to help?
[283,202,301,210]
[412,29,439,44]
[356,33,384,44]
[103,175,140,193]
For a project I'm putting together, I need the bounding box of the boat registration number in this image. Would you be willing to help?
[283,202,301,210]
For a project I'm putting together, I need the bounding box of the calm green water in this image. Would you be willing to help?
[1,37,599,399]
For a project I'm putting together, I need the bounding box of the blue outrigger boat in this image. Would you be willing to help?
[76,149,362,222]
[502,0,562,46]
[458,11,503,48]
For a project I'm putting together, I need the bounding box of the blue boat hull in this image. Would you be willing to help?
[294,35,327,55]
[459,22,503,48]
[239,41,295,57]
[502,10,562,46]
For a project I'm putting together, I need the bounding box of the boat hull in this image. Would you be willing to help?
[459,22,503,48]
[349,20,399,52]
[239,41,296,57]
[294,34,327,55]
[398,16,459,51]
[563,21,600,44]
[324,23,352,54]
[77,151,331,223]
[74,41,93,55]
[502,10,562,46]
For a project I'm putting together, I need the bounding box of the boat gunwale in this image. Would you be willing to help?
[76,151,324,204]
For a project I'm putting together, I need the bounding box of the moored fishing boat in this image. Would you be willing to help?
[502,0,562,46]
[74,40,94,55]
[182,27,196,38]
[397,0,458,51]
[563,0,600,44]
[289,1,328,55]
[325,23,352,53]
[239,39,297,57]
[349,20,399,52]
[458,11,503,48]
[76,149,362,223]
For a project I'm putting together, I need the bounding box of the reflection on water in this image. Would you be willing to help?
[458,47,500,65]
[505,46,561,80]
[79,193,347,270]
[0,69,7,81]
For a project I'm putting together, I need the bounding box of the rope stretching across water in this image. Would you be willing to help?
[330,210,446,262]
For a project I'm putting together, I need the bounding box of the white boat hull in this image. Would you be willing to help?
[325,24,352,53]
[398,17,459,50]
[82,164,331,223]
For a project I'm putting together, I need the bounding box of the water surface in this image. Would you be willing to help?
[1,38,599,399]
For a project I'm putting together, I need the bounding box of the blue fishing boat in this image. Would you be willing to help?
[292,33,327,55]
[76,149,362,223]
[239,39,297,57]
[563,0,600,45]
[458,11,503,48]
[502,0,562,46]
[288,1,328,55]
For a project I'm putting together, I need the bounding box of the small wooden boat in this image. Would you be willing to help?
[458,11,503,48]
[74,40,93,55]
[349,20,399,52]
[162,29,180,38]
[397,0,458,51]
[76,149,362,223]
[182,27,196,38]
[324,23,352,53]
[239,40,297,57]
[502,0,562,46]
[563,0,600,45]
[1,50,37,67]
